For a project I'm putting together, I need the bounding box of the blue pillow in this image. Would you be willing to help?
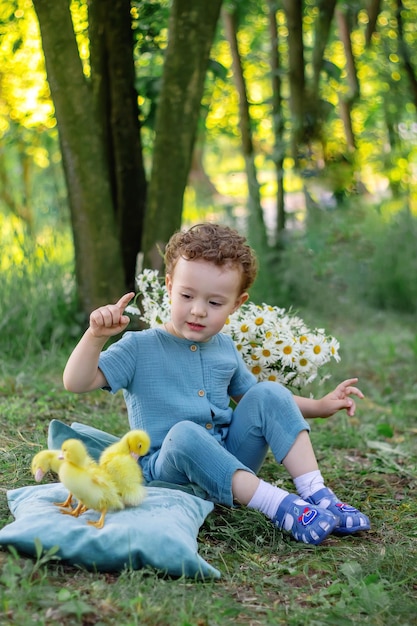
[0,483,220,580]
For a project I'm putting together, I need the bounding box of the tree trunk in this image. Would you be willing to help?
[339,96,356,151]
[142,0,223,269]
[267,0,285,241]
[89,0,147,291]
[188,104,220,201]
[283,0,338,155]
[365,0,382,46]
[396,0,417,108]
[282,0,305,155]
[32,0,125,315]
[310,0,337,96]
[0,131,34,232]
[336,7,360,100]
[336,6,360,151]
[222,8,268,257]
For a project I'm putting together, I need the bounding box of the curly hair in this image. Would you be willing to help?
[164,223,258,292]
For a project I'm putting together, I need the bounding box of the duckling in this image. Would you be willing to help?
[99,430,150,507]
[58,438,124,529]
[31,449,73,509]
[31,449,62,483]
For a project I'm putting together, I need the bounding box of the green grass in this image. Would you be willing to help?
[1,209,417,624]
[1,306,416,625]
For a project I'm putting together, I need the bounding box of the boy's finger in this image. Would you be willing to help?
[340,377,359,387]
[346,386,364,398]
[116,292,135,310]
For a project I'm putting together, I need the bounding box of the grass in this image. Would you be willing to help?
[1,305,416,625]
[1,212,417,624]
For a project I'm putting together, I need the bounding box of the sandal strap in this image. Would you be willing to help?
[272,493,337,545]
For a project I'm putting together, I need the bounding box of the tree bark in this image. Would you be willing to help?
[336,7,360,100]
[0,132,34,232]
[222,7,268,257]
[310,0,337,96]
[339,96,356,152]
[336,6,360,151]
[365,0,382,46]
[32,0,125,315]
[188,109,220,202]
[88,0,147,290]
[396,0,417,108]
[283,0,338,155]
[282,0,305,155]
[267,0,285,240]
[142,0,223,269]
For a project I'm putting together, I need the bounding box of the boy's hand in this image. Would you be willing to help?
[89,292,135,338]
[319,378,364,418]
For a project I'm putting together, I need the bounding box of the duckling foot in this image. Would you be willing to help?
[87,511,106,529]
[54,493,73,509]
[61,502,86,517]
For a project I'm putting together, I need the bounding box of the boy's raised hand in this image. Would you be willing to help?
[319,378,364,418]
[89,292,135,338]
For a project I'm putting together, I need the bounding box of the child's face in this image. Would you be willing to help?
[165,257,248,342]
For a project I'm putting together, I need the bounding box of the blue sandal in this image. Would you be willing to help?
[306,487,370,535]
[272,494,337,545]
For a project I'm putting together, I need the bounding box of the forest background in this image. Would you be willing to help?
[1,0,417,624]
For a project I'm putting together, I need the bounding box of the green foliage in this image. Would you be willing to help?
[0,0,65,231]
[0,545,108,625]
[0,222,83,359]
[2,0,417,294]
[270,199,417,316]
[363,207,417,312]
[131,0,170,135]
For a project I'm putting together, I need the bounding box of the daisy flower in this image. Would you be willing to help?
[304,333,331,366]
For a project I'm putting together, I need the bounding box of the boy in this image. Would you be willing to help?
[61,223,370,544]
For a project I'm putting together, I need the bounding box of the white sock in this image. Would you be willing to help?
[247,480,290,520]
[293,470,325,500]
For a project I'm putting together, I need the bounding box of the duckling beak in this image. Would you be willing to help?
[34,468,45,482]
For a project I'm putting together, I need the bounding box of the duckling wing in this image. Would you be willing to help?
[86,467,125,511]
[100,456,145,506]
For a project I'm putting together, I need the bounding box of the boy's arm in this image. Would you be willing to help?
[63,292,134,393]
[294,378,364,419]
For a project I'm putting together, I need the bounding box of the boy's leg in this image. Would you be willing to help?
[148,420,250,506]
[232,470,337,545]
[226,381,311,471]
[150,419,337,545]
[283,432,370,534]
[226,382,370,535]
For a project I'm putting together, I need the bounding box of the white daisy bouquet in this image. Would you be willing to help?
[127,269,341,390]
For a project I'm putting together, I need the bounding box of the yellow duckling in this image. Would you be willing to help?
[31,449,62,483]
[31,448,73,509]
[99,429,150,507]
[58,438,124,529]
